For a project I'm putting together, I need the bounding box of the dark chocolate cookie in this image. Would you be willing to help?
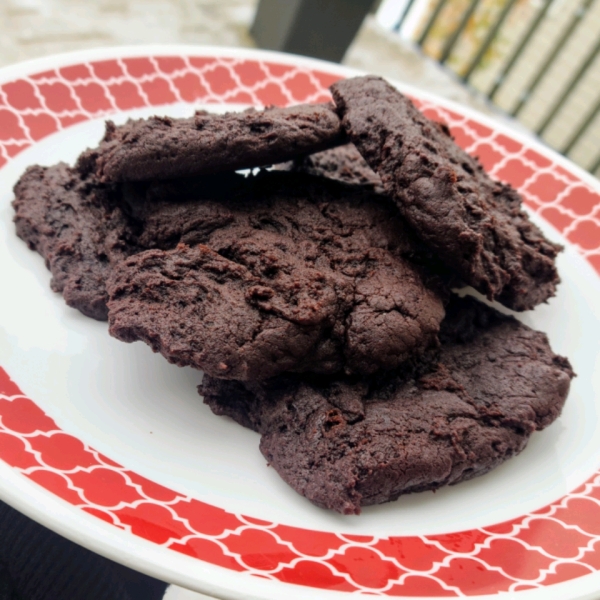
[12,163,249,320]
[79,103,345,183]
[107,172,446,380]
[12,164,139,320]
[202,296,574,514]
[330,76,561,311]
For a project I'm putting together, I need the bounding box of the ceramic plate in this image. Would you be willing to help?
[1,46,600,600]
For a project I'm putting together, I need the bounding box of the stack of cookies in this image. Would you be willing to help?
[13,76,574,515]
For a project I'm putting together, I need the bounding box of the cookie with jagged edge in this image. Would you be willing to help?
[107,170,446,381]
[12,162,246,320]
[201,295,574,514]
[77,103,346,183]
[12,163,140,320]
[330,75,561,311]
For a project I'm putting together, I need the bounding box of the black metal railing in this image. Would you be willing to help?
[392,0,600,179]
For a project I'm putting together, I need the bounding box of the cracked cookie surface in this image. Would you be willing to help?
[107,171,446,380]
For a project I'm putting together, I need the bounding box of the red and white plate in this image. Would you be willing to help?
[1,46,600,600]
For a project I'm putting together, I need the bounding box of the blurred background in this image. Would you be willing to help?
[1,0,599,178]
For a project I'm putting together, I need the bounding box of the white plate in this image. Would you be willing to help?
[1,46,600,600]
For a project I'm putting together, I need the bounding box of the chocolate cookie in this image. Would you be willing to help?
[12,164,139,320]
[330,76,561,311]
[276,144,383,191]
[12,163,249,320]
[79,103,345,183]
[202,296,574,514]
[107,172,446,380]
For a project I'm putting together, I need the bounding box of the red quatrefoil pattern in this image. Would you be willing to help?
[1,55,600,597]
